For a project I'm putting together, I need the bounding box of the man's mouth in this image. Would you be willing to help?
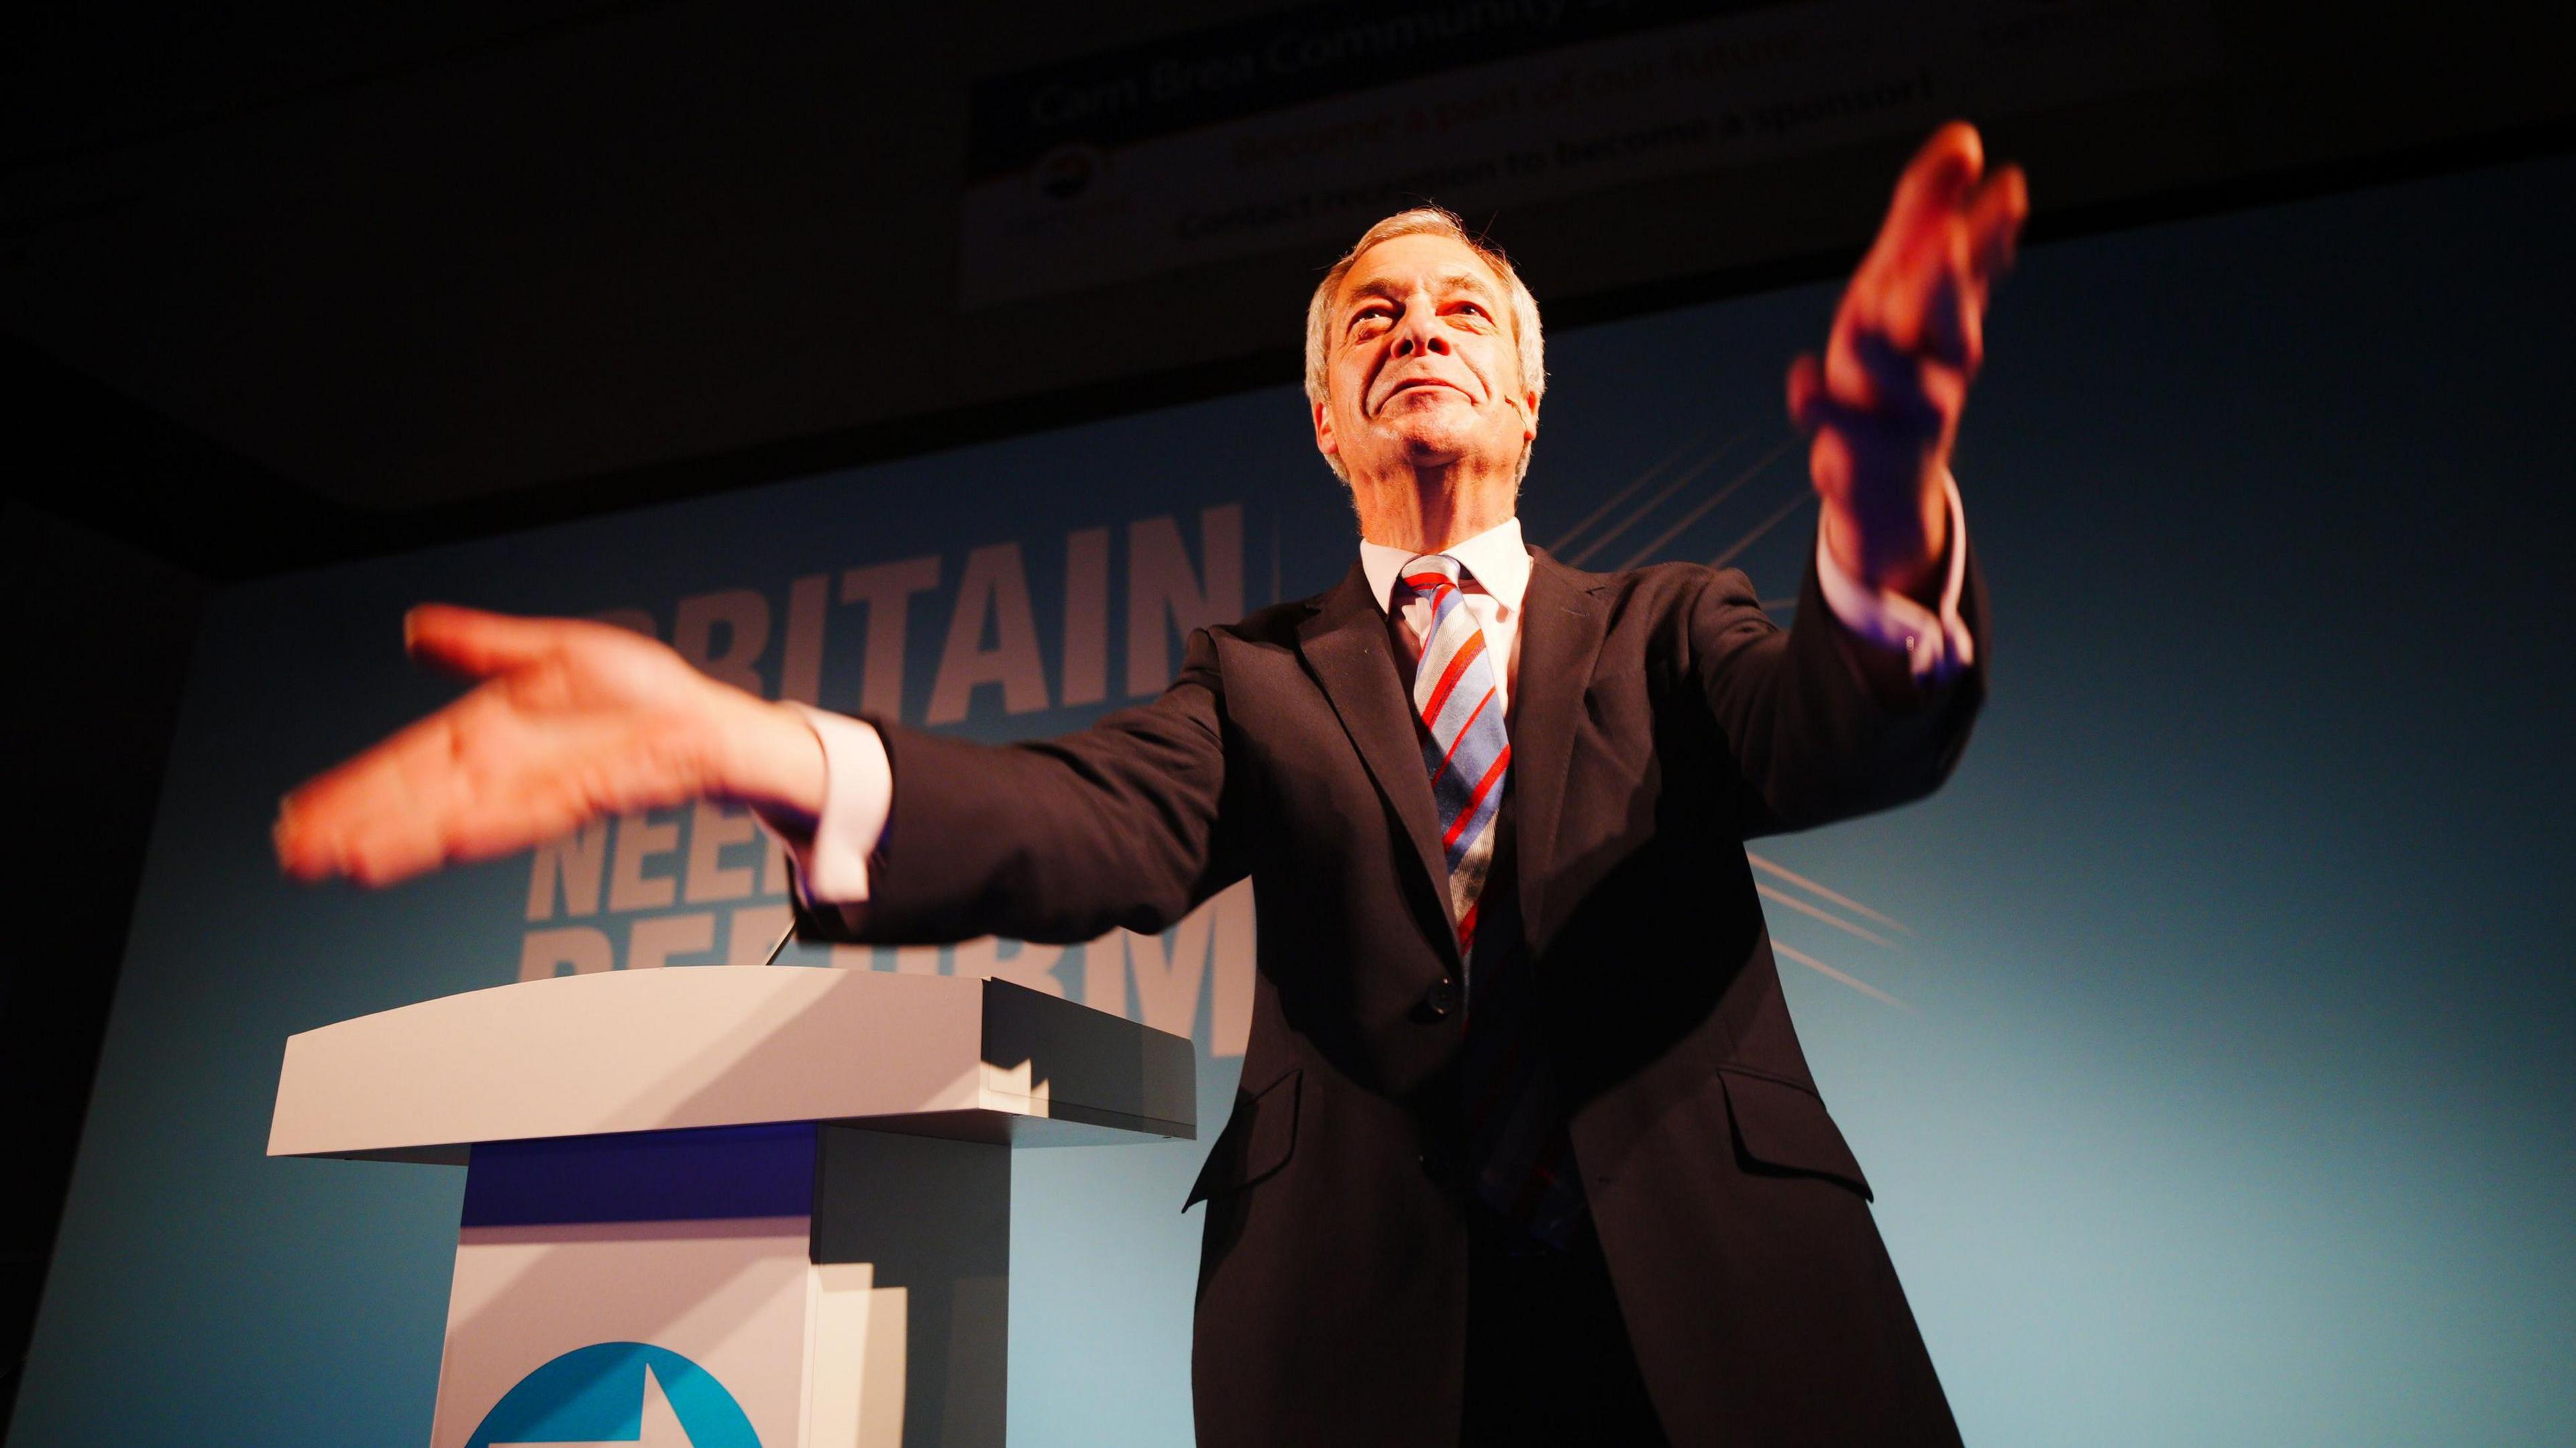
[1377,376,1471,409]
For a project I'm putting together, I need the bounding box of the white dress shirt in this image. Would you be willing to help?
[777,482,1970,905]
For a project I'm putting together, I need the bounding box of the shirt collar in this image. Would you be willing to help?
[1358,515,1529,616]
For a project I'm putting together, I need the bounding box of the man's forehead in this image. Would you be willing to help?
[1336,234,1505,306]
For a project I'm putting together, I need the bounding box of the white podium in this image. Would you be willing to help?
[268,967,1195,1448]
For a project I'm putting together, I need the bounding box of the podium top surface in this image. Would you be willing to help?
[268,968,1195,1163]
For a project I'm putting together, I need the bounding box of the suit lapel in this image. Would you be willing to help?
[1297,562,1455,952]
[1507,548,1609,948]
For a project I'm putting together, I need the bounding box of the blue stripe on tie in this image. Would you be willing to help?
[1444,765,1506,871]
[1424,648,1493,747]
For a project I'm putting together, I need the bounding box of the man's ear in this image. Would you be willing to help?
[1518,388,1540,443]
[1312,396,1339,461]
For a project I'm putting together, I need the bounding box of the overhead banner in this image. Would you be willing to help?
[961,0,2218,305]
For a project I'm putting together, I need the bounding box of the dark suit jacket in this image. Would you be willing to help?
[794,543,1987,1446]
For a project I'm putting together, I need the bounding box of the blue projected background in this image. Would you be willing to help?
[12,155,2573,1445]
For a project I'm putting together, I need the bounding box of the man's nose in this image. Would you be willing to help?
[1392,306,1450,358]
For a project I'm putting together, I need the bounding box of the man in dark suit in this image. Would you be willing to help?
[280,123,2025,1445]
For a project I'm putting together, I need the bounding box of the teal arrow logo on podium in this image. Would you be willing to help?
[468,1342,762,1448]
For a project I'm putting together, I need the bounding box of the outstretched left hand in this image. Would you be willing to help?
[1790,121,2027,598]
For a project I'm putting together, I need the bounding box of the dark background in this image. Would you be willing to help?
[4,1,2571,1431]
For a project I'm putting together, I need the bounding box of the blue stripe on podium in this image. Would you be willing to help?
[461,1123,819,1226]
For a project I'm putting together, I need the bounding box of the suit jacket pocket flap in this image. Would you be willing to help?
[1185,1067,1301,1209]
[1719,1067,1872,1201]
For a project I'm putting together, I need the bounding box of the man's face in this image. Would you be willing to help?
[1313,233,1538,485]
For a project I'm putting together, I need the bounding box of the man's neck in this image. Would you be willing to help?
[1352,463,1517,554]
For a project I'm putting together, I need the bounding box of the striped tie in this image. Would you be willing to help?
[1399,557,1585,1247]
[1400,554,1510,954]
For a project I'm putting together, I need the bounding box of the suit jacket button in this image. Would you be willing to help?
[1424,976,1461,1018]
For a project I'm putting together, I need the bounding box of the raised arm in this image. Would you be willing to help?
[274,602,1242,948]
[1695,122,2025,832]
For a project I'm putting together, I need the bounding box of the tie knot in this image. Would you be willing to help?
[1399,553,1466,600]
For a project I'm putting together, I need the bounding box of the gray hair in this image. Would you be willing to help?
[1302,207,1546,482]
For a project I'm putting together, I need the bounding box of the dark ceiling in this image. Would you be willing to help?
[4,2,2569,578]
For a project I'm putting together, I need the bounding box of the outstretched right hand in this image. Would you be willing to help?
[273,604,824,889]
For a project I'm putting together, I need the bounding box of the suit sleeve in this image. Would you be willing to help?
[788,625,1245,946]
[1691,538,1990,838]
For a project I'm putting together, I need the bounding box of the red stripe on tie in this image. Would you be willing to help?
[1442,744,1512,850]
[1456,898,1480,954]
[1418,626,1485,727]
[1428,687,1497,786]
[1404,572,1453,595]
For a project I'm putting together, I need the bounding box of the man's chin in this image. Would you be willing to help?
[1373,428,1464,471]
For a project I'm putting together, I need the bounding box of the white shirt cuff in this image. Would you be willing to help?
[1813,470,1975,684]
[760,704,892,905]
